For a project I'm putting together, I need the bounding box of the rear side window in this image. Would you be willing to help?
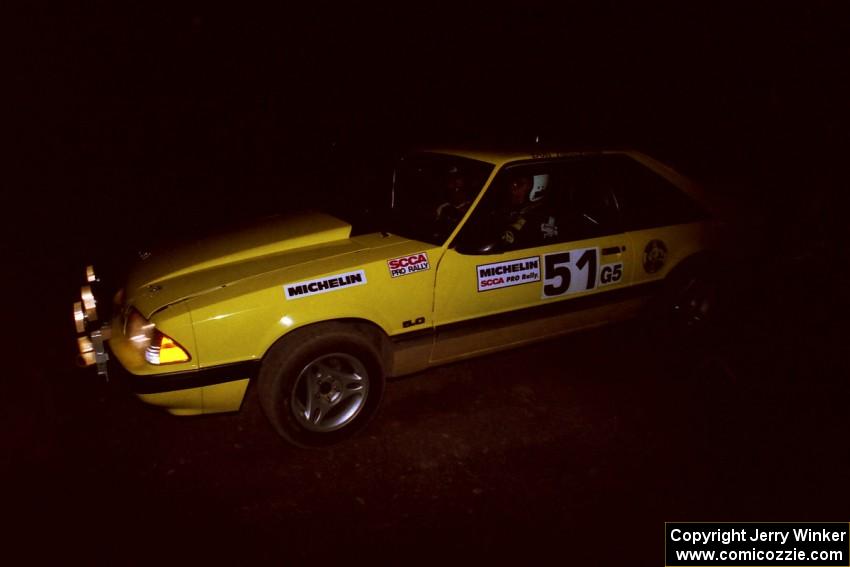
[606,155,708,231]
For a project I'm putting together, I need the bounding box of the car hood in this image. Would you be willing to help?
[125,211,370,317]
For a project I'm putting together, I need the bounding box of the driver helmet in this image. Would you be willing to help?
[528,173,550,202]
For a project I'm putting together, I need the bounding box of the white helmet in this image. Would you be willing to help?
[529,174,550,202]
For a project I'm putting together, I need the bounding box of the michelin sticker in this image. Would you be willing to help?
[388,252,430,278]
[285,270,367,300]
[477,256,540,292]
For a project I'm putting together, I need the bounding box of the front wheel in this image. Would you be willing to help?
[258,324,385,447]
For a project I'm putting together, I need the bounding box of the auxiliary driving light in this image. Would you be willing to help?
[81,285,97,322]
[73,301,85,333]
[77,336,95,367]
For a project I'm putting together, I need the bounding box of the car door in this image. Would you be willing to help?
[431,157,636,363]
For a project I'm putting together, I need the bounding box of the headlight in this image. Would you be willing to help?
[126,308,191,365]
[113,288,125,310]
[126,308,155,349]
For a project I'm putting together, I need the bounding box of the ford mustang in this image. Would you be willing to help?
[72,147,724,446]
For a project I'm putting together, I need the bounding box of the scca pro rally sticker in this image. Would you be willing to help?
[387,252,430,278]
[284,270,367,300]
[477,256,540,292]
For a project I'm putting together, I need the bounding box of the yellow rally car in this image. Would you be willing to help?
[73,148,724,446]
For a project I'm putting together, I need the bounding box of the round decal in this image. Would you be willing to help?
[642,239,668,273]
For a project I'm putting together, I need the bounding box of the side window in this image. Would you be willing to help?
[548,159,621,242]
[606,155,708,231]
[455,158,622,254]
[388,153,494,245]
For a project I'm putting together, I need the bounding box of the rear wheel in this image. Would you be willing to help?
[258,324,385,447]
[665,269,718,331]
[646,257,724,350]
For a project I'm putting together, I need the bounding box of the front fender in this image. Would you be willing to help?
[186,280,398,369]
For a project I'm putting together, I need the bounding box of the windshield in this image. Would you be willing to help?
[387,153,494,245]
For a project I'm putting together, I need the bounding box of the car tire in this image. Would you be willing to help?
[651,258,724,349]
[258,323,385,447]
[664,268,718,331]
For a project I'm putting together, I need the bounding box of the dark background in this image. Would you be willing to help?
[5,1,850,564]
[9,2,849,253]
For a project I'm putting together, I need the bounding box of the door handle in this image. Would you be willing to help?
[602,245,625,256]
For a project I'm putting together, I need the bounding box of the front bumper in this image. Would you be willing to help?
[106,357,258,416]
[117,360,260,395]
[72,265,257,414]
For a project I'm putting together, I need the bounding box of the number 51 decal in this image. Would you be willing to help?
[542,247,599,299]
